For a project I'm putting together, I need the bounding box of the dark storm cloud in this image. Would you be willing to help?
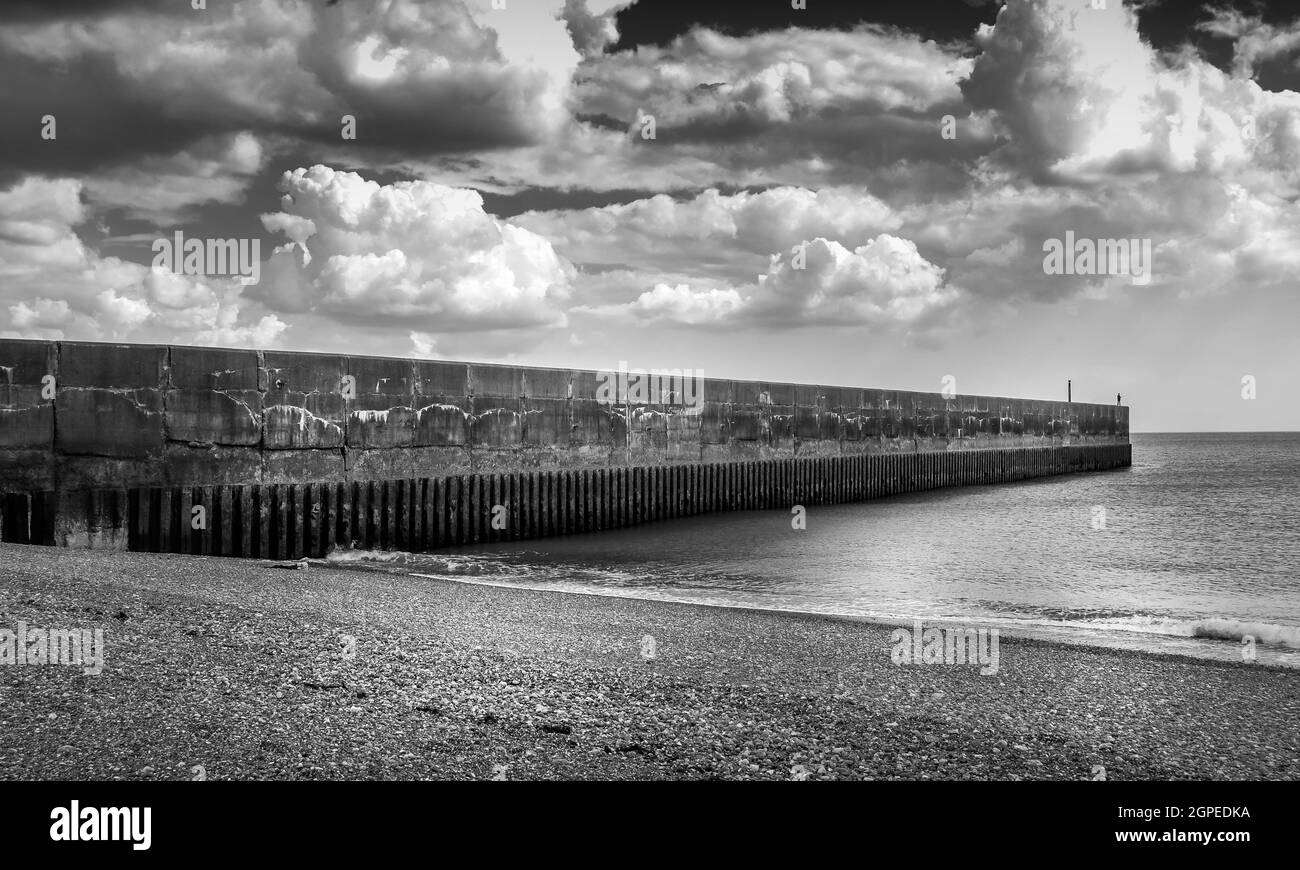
[610,0,999,51]
[0,52,230,178]
[0,0,178,22]
[0,0,578,180]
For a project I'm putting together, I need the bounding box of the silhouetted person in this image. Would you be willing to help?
[1116,393,1122,405]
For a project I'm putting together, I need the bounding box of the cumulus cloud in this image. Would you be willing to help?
[254,165,574,330]
[4,0,1300,368]
[627,283,745,324]
[9,298,73,331]
[561,0,639,58]
[744,235,961,327]
[590,234,960,331]
[961,0,1300,182]
[298,0,580,151]
[560,24,988,191]
[577,25,971,133]
[517,185,900,283]
[0,177,282,346]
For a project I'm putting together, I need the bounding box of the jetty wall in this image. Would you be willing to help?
[0,339,1130,554]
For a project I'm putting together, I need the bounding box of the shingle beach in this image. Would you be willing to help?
[1,544,1296,781]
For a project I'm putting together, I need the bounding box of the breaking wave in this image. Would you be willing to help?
[1189,618,1300,648]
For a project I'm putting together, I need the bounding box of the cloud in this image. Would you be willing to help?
[517,185,900,287]
[1197,7,1300,79]
[253,165,574,330]
[9,297,73,331]
[561,24,987,189]
[82,132,268,223]
[961,0,1300,182]
[590,234,961,331]
[0,176,281,346]
[627,282,744,324]
[516,184,963,335]
[576,25,971,134]
[0,0,591,184]
[561,0,639,57]
[419,21,991,198]
[4,0,1300,372]
[743,235,961,327]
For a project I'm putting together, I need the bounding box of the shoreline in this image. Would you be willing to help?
[402,567,1298,673]
[2,544,1297,780]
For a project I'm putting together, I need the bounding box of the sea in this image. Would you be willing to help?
[329,433,1300,668]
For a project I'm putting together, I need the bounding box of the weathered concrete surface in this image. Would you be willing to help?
[0,340,56,491]
[166,346,263,447]
[0,338,1130,503]
[55,342,167,460]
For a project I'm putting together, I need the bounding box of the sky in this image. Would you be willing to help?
[1,0,1298,432]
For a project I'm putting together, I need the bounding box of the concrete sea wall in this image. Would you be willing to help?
[0,339,1130,554]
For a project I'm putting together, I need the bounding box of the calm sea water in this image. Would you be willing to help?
[332,433,1300,667]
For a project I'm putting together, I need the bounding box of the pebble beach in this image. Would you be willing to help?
[1,543,1296,781]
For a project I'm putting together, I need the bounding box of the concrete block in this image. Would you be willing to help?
[348,445,470,480]
[413,400,470,447]
[698,403,729,444]
[264,404,345,449]
[263,448,346,484]
[56,455,161,490]
[663,408,702,460]
[347,407,416,448]
[0,339,55,450]
[348,356,414,403]
[729,408,763,441]
[698,377,727,406]
[818,408,843,441]
[263,351,348,448]
[168,345,262,390]
[469,364,525,398]
[760,382,797,406]
[794,404,819,440]
[413,360,468,399]
[522,367,572,399]
[794,384,819,406]
[569,398,619,447]
[570,369,605,404]
[766,406,796,445]
[522,397,569,447]
[56,387,164,457]
[726,380,763,406]
[628,406,668,451]
[162,443,263,486]
[841,410,868,441]
[822,386,863,412]
[0,448,54,490]
[470,398,523,447]
[60,341,165,388]
[165,388,262,445]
